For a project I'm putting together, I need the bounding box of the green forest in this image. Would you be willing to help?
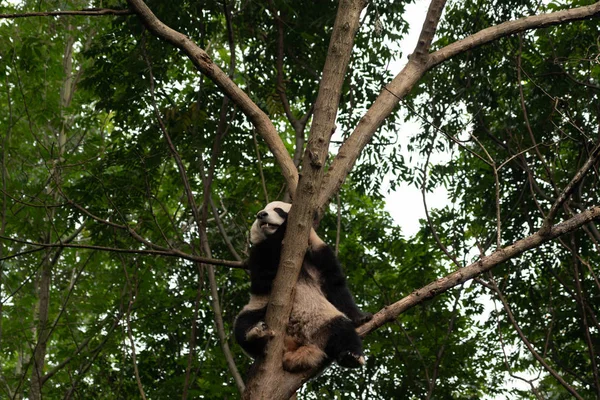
[1,0,600,398]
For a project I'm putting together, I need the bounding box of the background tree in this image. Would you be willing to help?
[0,0,599,399]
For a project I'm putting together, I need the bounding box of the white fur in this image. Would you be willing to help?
[290,279,344,344]
[245,201,358,371]
[241,295,269,312]
[250,201,292,244]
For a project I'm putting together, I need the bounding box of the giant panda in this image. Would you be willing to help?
[234,201,372,372]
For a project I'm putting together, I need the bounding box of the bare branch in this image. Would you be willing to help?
[427,2,600,68]
[244,0,367,398]
[126,0,299,196]
[0,234,244,269]
[318,1,600,214]
[0,8,132,19]
[357,206,600,337]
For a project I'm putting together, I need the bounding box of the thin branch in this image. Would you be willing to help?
[142,39,245,393]
[517,35,557,198]
[62,311,124,399]
[0,8,132,19]
[541,141,600,233]
[253,129,269,204]
[357,206,600,337]
[209,196,242,261]
[421,130,461,268]
[270,2,310,169]
[568,234,600,396]
[182,265,205,400]
[485,282,544,400]
[484,273,583,400]
[126,0,298,196]
[470,133,502,248]
[427,2,600,68]
[0,235,244,269]
[41,311,119,384]
[318,1,600,215]
[123,263,147,400]
[425,285,463,400]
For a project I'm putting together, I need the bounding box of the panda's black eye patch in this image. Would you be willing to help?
[273,208,288,219]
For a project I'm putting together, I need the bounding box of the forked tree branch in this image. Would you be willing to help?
[318,1,600,215]
[125,0,299,197]
[243,0,367,398]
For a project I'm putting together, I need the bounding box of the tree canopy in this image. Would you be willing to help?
[1,0,600,399]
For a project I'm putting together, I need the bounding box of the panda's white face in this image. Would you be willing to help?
[250,201,291,245]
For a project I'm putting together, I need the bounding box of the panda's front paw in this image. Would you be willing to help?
[351,311,373,327]
[246,321,275,341]
[337,351,365,369]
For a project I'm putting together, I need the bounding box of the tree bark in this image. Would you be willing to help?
[357,206,600,337]
[317,1,600,216]
[126,0,299,197]
[242,0,366,398]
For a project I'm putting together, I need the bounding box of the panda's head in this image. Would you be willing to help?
[250,201,291,245]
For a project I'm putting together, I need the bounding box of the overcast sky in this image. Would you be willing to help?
[381,0,450,238]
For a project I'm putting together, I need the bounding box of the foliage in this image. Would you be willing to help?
[0,0,599,399]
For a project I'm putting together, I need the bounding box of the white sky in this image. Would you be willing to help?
[382,0,450,238]
[383,4,541,398]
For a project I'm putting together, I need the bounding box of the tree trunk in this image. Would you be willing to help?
[29,29,76,400]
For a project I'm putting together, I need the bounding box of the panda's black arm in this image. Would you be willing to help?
[309,245,372,326]
[234,307,269,358]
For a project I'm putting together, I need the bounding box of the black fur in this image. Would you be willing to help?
[245,220,287,295]
[309,245,373,326]
[323,316,364,368]
[273,207,289,219]
[234,307,268,358]
[235,215,371,368]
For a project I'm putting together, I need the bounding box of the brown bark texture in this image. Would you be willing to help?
[123,0,600,398]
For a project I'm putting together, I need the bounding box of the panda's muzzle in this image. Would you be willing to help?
[259,222,280,229]
[256,212,279,231]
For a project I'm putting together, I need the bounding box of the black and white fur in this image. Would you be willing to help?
[234,201,372,372]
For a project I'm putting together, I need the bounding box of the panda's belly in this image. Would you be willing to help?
[287,281,343,344]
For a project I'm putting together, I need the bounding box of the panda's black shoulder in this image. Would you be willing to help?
[246,224,286,295]
[306,243,346,285]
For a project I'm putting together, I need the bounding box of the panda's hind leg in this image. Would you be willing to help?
[282,336,327,372]
[324,316,365,369]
